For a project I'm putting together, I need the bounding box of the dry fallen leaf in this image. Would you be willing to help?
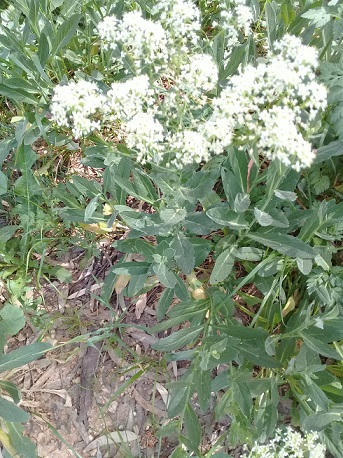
[155,382,169,406]
[68,282,102,299]
[135,293,147,320]
[127,329,158,350]
[35,389,72,407]
[133,389,166,418]
[114,274,131,294]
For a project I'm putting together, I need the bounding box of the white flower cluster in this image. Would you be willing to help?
[51,0,327,170]
[50,80,106,138]
[242,427,326,458]
[167,130,211,167]
[104,75,156,122]
[257,107,315,169]
[178,53,218,104]
[220,0,254,51]
[98,1,201,74]
[203,34,327,170]
[98,11,169,73]
[152,0,201,48]
[125,113,165,164]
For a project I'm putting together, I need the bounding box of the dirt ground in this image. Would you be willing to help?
[1,240,233,458]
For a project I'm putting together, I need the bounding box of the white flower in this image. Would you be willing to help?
[125,112,165,164]
[272,34,319,69]
[152,0,201,46]
[97,15,120,46]
[204,34,327,169]
[167,130,211,166]
[257,106,315,171]
[235,3,254,35]
[242,427,326,458]
[98,11,169,73]
[51,80,106,138]
[178,53,218,101]
[220,0,254,54]
[104,75,156,122]
[202,116,234,155]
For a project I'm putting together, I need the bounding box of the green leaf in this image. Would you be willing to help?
[233,247,263,261]
[0,83,38,104]
[131,168,158,202]
[249,232,316,259]
[0,381,21,404]
[302,411,342,432]
[71,176,102,198]
[210,248,235,284]
[16,144,37,170]
[168,298,209,320]
[189,237,212,267]
[194,368,211,412]
[167,383,192,418]
[234,193,250,213]
[0,226,18,244]
[207,207,248,229]
[182,169,219,203]
[0,170,8,195]
[233,382,251,417]
[49,266,72,283]
[0,342,51,372]
[221,166,243,207]
[281,0,296,25]
[268,209,289,229]
[254,208,273,226]
[5,422,37,458]
[160,208,187,226]
[153,263,178,288]
[84,195,99,222]
[314,140,343,163]
[265,2,277,49]
[172,233,195,275]
[184,403,201,452]
[151,310,204,334]
[301,7,331,27]
[221,43,246,79]
[0,303,25,351]
[300,333,341,359]
[153,326,203,352]
[174,274,189,301]
[37,32,50,67]
[0,396,30,423]
[297,258,313,275]
[184,212,220,235]
[115,238,155,261]
[212,30,225,67]
[274,189,297,201]
[110,174,154,205]
[51,14,81,57]
[237,343,282,368]
[112,262,151,276]
[156,287,175,321]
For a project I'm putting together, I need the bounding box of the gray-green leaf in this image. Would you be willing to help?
[210,248,235,284]
[153,326,203,351]
[249,232,316,259]
[172,233,195,275]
